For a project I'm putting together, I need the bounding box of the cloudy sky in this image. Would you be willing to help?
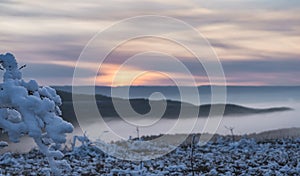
[0,0,299,86]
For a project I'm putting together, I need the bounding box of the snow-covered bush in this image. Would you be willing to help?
[0,53,74,175]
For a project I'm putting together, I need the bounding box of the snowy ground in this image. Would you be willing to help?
[1,137,300,175]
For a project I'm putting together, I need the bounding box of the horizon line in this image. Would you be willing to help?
[51,85,300,88]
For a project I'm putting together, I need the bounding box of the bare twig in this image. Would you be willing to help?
[190,134,196,176]
[225,126,235,141]
[136,126,140,140]
[19,64,26,70]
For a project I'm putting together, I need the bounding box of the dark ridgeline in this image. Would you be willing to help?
[54,85,300,104]
[57,90,292,125]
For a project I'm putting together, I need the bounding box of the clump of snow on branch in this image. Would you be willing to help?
[0,53,74,175]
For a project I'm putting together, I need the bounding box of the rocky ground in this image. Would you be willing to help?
[1,137,300,175]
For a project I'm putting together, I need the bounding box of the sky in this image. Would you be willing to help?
[0,0,299,86]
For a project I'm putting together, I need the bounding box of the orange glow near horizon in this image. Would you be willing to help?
[96,63,178,86]
[95,36,204,86]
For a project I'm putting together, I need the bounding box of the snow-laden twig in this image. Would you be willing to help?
[0,141,8,149]
[0,53,74,175]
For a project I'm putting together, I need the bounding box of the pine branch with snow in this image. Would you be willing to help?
[0,53,74,175]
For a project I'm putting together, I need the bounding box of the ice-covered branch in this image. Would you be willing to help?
[0,53,74,175]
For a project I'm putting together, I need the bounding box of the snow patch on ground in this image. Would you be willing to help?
[1,137,300,175]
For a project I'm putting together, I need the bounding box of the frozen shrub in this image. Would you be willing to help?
[0,53,74,175]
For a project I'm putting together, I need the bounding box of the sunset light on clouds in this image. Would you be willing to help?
[0,0,299,86]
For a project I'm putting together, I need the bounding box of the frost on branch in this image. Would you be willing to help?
[0,53,74,174]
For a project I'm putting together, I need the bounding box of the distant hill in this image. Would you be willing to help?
[56,90,292,125]
[138,127,300,145]
[248,127,300,141]
[53,85,300,105]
